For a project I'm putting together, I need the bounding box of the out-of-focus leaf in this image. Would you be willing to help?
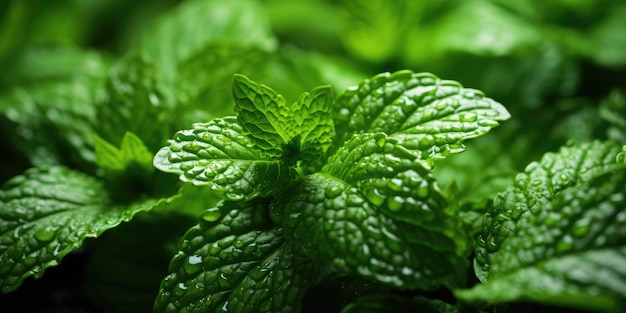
[340,295,459,313]
[138,0,276,81]
[0,45,110,169]
[94,55,172,151]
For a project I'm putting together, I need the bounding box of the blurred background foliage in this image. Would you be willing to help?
[0,0,625,312]
[2,0,625,204]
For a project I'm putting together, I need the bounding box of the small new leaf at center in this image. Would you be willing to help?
[232,74,334,166]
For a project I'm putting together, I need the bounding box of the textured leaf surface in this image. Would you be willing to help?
[153,117,290,200]
[0,166,156,293]
[475,140,624,280]
[155,200,318,313]
[273,133,468,289]
[233,74,334,164]
[94,55,171,151]
[458,167,626,312]
[139,0,276,81]
[333,70,510,163]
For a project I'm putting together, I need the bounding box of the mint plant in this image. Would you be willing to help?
[1,0,626,312]
[150,71,510,311]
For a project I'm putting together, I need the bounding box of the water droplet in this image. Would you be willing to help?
[324,185,343,198]
[202,208,222,223]
[178,283,187,290]
[617,151,626,164]
[434,102,447,110]
[460,112,477,122]
[35,226,56,242]
[188,255,202,265]
[477,119,499,127]
[387,196,404,211]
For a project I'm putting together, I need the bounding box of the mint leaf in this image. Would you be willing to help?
[272,133,468,289]
[138,0,276,81]
[175,43,269,126]
[153,117,290,200]
[154,200,318,313]
[232,74,334,164]
[0,166,156,293]
[95,132,153,173]
[94,55,171,151]
[475,140,624,281]
[333,70,510,163]
[457,167,626,312]
[0,45,110,168]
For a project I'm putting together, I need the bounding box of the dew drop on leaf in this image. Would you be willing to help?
[34,226,56,242]
[460,112,477,122]
[324,185,343,199]
[202,207,222,223]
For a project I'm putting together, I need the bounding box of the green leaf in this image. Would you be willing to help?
[138,0,276,81]
[272,133,468,290]
[0,166,157,293]
[154,200,318,313]
[174,43,269,126]
[153,117,290,200]
[233,74,334,165]
[0,45,110,168]
[457,167,626,312]
[333,70,510,163]
[475,140,624,281]
[95,132,154,173]
[94,55,171,151]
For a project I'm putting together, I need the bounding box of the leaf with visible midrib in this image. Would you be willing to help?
[457,166,626,313]
[0,166,157,293]
[154,200,318,313]
[475,140,624,281]
[153,117,291,201]
[332,70,510,163]
[272,133,468,290]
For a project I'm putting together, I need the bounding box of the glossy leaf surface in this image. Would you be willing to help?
[153,117,290,200]
[273,134,468,289]
[154,200,318,313]
[333,70,510,163]
[0,166,156,293]
[458,167,626,312]
[475,140,624,280]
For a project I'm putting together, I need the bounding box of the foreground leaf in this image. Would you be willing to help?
[153,117,290,200]
[475,140,624,280]
[0,166,156,293]
[154,200,318,313]
[332,70,510,163]
[458,167,626,312]
[273,133,468,290]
